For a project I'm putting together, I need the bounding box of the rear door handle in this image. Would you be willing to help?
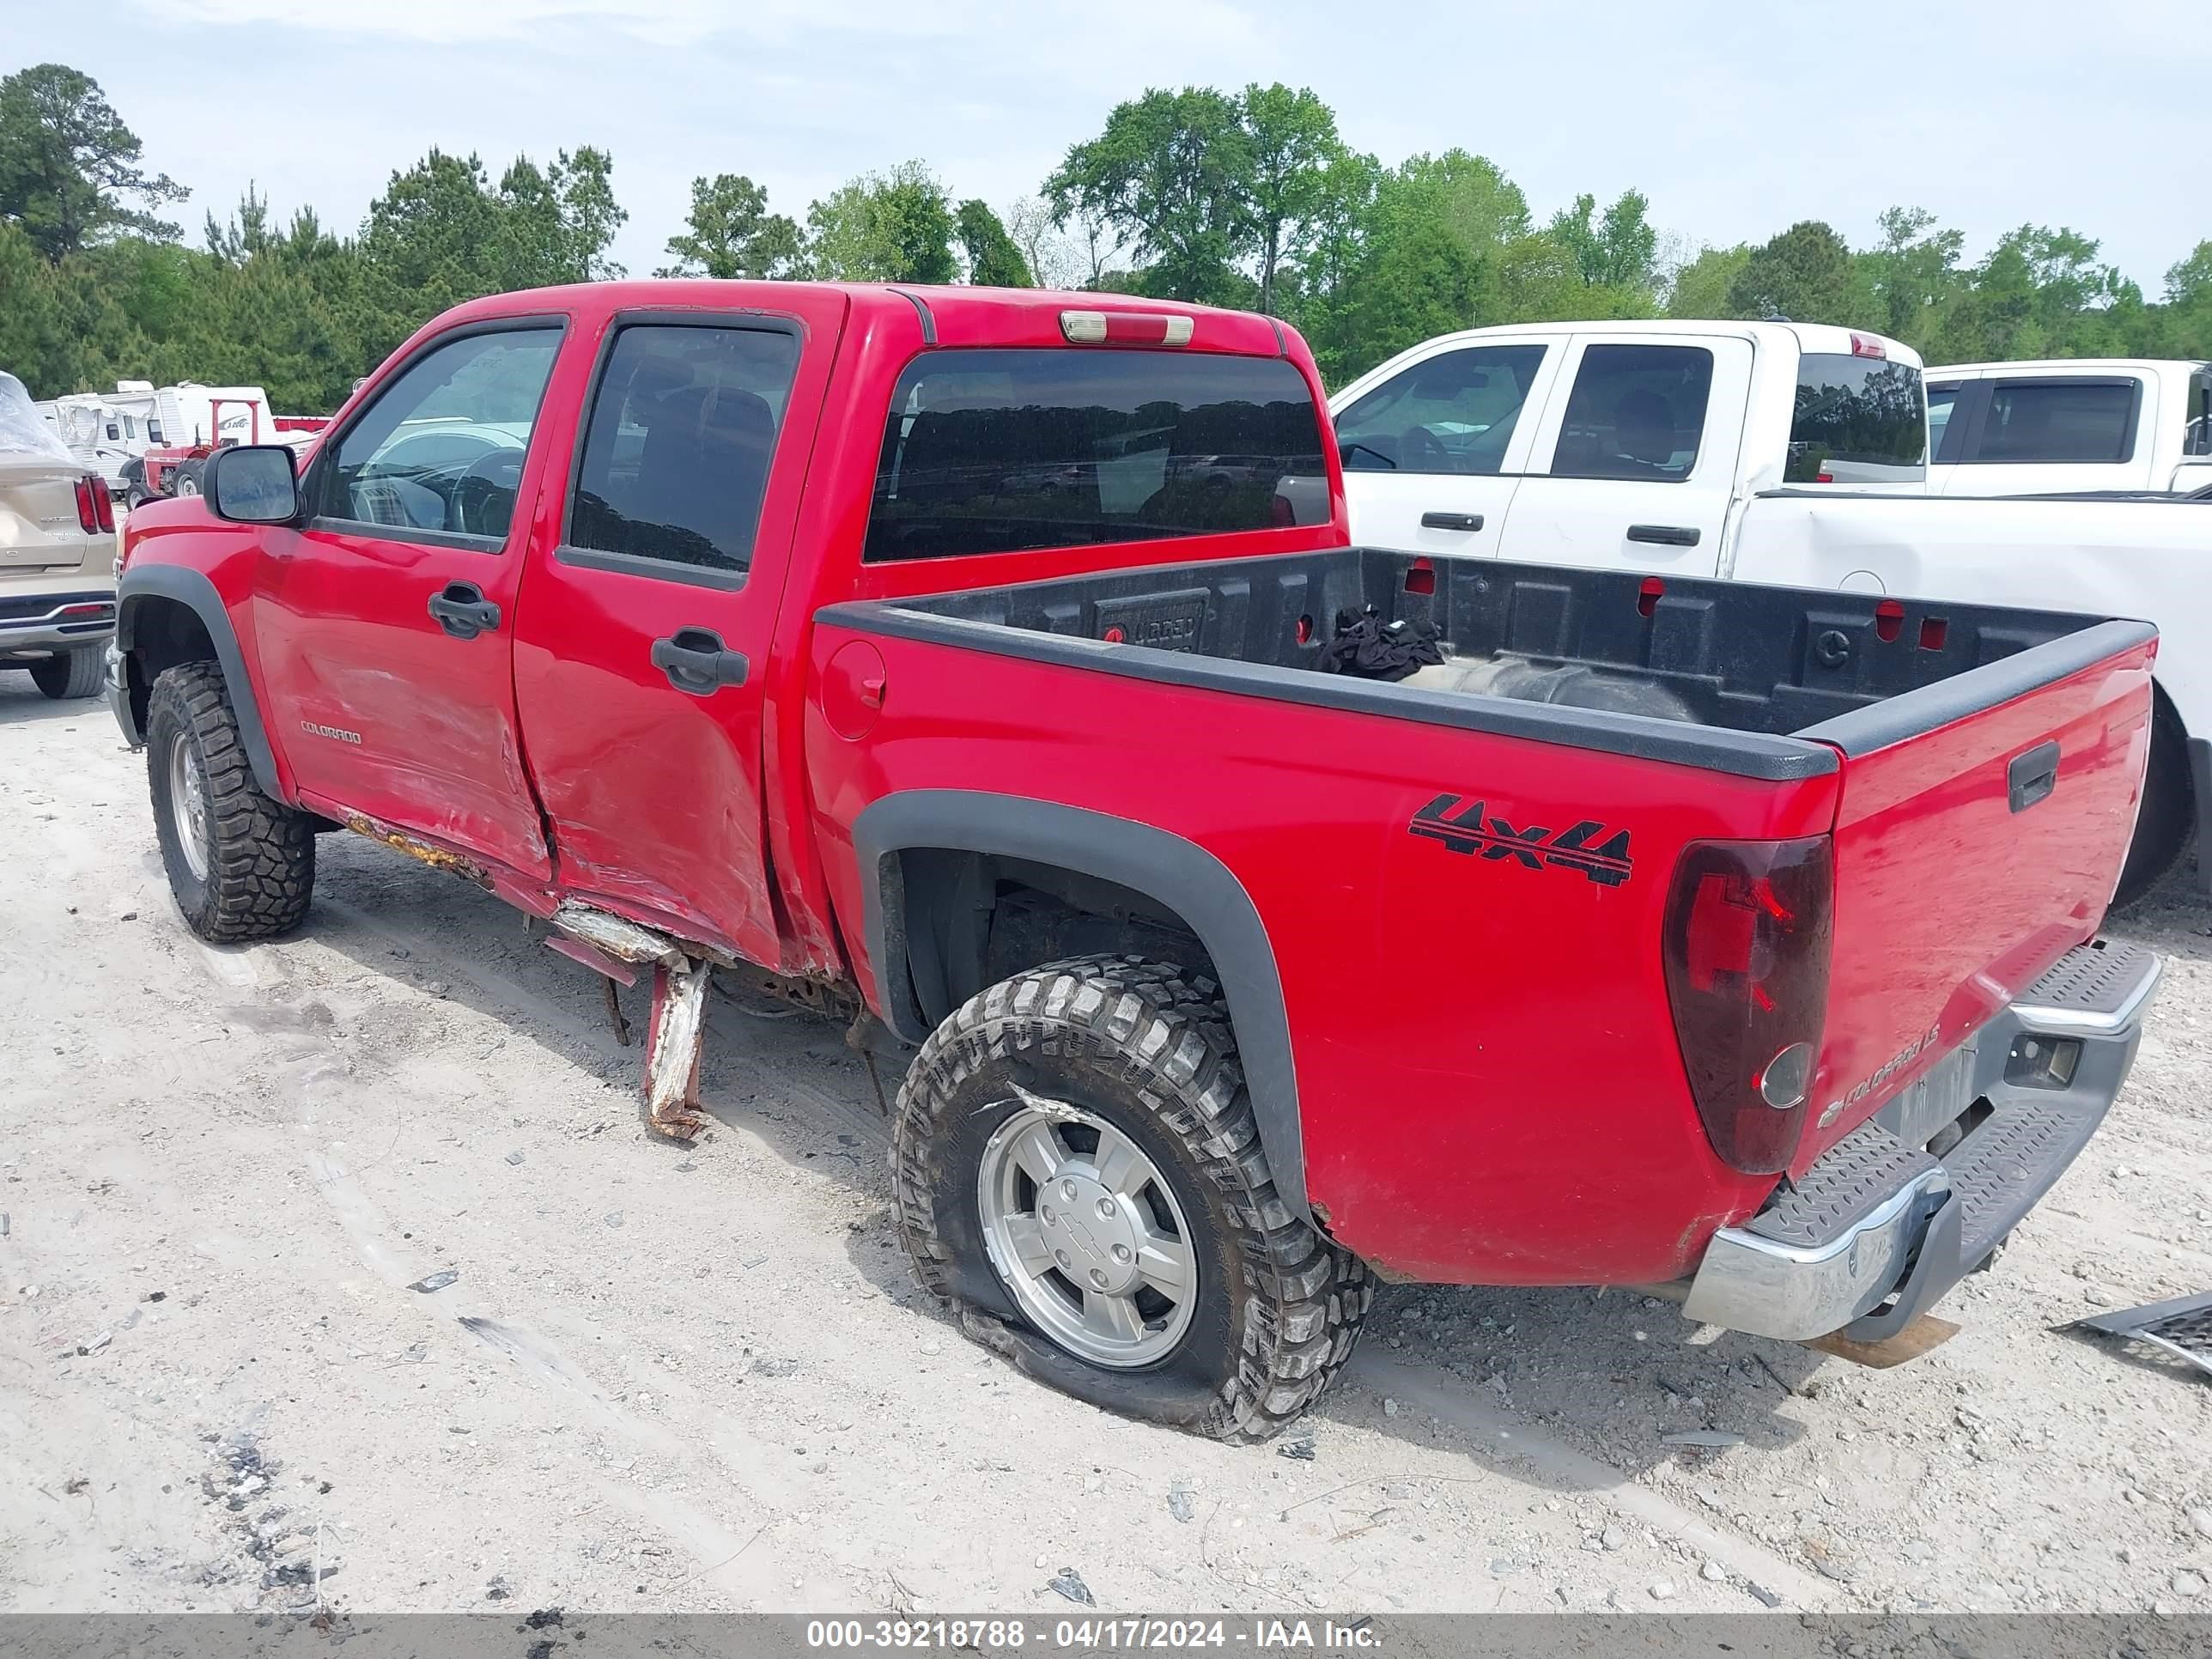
[427,580,501,640]
[1420,511,1485,532]
[651,627,749,696]
[2008,740,2060,812]
[1627,524,1701,547]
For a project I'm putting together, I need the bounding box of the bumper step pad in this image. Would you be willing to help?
[2018,938,2158,1018]
[1748,1121,1939,1249]
[2075,1291,2212,1378]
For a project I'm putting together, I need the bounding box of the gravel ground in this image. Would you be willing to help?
[1,671,2208,1618]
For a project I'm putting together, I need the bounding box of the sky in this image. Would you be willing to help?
[9,0,2210,294]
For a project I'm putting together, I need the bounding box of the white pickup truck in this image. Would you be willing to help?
[1926,358,2212,496]
[1332,320,2208,904]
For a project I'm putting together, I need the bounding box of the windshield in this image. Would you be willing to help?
[0,371,74,463]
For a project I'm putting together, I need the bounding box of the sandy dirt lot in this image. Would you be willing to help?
[2,671,2209,1619]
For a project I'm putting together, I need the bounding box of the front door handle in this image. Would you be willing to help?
[651,628,750,696]
[427,580,501,640]
[2008,740,2060,812]
[1420,511,1485,532]
[1627,524,1701,547]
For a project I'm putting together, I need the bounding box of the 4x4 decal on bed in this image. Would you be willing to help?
[1408,793,1635,887]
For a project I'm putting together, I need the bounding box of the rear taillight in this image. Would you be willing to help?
[1662,836,1834,1173]
[92,480,115,532]
[73,476,99,533]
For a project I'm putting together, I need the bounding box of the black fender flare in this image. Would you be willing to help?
[116,564,285,800]
[853,790,1313,1224]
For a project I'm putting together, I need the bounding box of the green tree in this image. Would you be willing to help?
[351,145,629,362]
[658,173,804,278]
[1931,226,2139,362]
[495,147,628,284]
[1233,82,1344,313]
[0,64,186,261]
[1046,86,1252,304]
[805,161,956,283]
[954,198,1030,286]
[0,218,77,392]
[1290,149,1533,382]
[1856,206,1964,354]
[1727,220,1867,325]
[1548,190,1658,293]
[2160,240,2212,356]
[1665,243,1753,319]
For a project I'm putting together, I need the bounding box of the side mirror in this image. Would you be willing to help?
[207,444,300,525]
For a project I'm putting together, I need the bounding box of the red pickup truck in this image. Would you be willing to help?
[108,280,2162,1441]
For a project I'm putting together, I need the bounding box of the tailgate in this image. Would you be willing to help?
[1793,618,2157,1175]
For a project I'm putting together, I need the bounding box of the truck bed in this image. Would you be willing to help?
[820,550,2154,1284]
[829,548,2146,773]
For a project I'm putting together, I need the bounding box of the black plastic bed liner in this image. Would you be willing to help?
[821,549,2147,781]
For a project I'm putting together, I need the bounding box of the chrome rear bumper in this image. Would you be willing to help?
[1683,939,2160,1344]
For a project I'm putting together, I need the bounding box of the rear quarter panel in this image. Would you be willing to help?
[807,625,1841,1285]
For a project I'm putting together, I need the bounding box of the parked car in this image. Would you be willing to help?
[1334,321,2209,902]
[0,370,118,699]
[1926,358,2212,496]
[109,282,2158,1440]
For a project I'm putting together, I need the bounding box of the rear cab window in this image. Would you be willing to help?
[1787,353,1927,483]
[862,349,1328,562]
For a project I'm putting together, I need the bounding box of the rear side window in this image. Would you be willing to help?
[1786,353,1926,483]
[1334,345,1548,475]
[1547,344,1712,482]
[566,323,802,580]
[1974,380,2138,464]
[863,349,1328,562]
[2185,374,2210,459]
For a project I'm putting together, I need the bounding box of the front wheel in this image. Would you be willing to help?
[29,646,103,700]
[145,661,316,942]
[892,954,1370,1442]
[173,470,200,498]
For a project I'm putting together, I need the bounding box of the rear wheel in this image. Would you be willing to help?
[893,953,1370,1442]
[29,646,103,700]
[145,661,315,942]
[2114,702,2193,907]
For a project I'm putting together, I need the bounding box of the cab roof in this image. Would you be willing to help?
[1426,318,1923,370]
[429,279,1297,361]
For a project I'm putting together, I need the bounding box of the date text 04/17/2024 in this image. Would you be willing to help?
[802,1618,1381,1650]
